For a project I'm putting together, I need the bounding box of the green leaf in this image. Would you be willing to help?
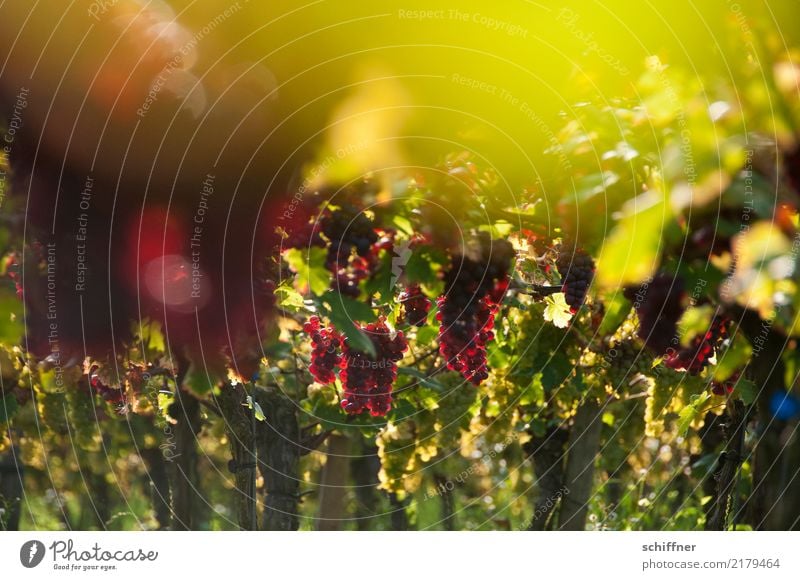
[186,367,216,396]
[543,294,572,328]
[677,392,710,437]
[133,318,166,354]
[415,323,438,345]
[519,374,544,406]
[540,354,573,391]
[734,378,758,406]
[0,394,18,425]
[478,220,514,238]
[274,284,305,311]
[389,398,417,422]
[575,171,620,203]
[284,247,331,296]
[317,294,377,356]
[363,251,394,301]
[320,292,376,323]
[596,191,671,288]
[0,289,23,345]
[390,214,414,235]
[677,305,714,347]
[404,246,446,285]
[397,367,445,392]
[253,400,266,422]
[713,333,752,382]
[598,291,632,335]
[487,341,509,368]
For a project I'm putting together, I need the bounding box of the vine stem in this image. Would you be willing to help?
[706,400,748,531]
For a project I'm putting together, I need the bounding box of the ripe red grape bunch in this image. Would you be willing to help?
[665,315,730,375]
[340,318,408,416]
[398,284,432,327]
[556,249,595,314]
[625,273,686,356]
[303,316,344,385]
[711,370,740,396]
[437,234,514,386]
[321,204,380,297]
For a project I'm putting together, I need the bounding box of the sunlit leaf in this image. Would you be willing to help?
[713,333,752,382]
[596,191,670,288]
[0,290,23,345]
[543,293,572,328]
[284,247,331,296]
[677,392,710,437]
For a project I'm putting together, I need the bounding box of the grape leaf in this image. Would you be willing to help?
[713,333,752,382]
[274,284,305,311]
[677,392,710,436]
[596,191,670,288]
[317,293,377,356]
[598,290,632,335]
[543,293,572,328]
[0,289,23,345]
[734,378,758,406]
[397,367,445,392]
[284,247,331,296]
[133,318,166,354]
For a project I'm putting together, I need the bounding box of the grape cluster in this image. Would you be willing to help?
[340,319,408,416]
[556,249,595,313]
[3,252,23,299]
[303,316,344,385]
[432,371,478,449]
[88,367,125,406]
[437,235,514,385]
[711,370,740,396]
[319,205,380,297]
[376,420,418,494]
[665,315,729,375]
[437,295,499,385]
[625,273,686,356]
[398,284,432,327]
[282,221,326,250]
[603,318,655,388]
